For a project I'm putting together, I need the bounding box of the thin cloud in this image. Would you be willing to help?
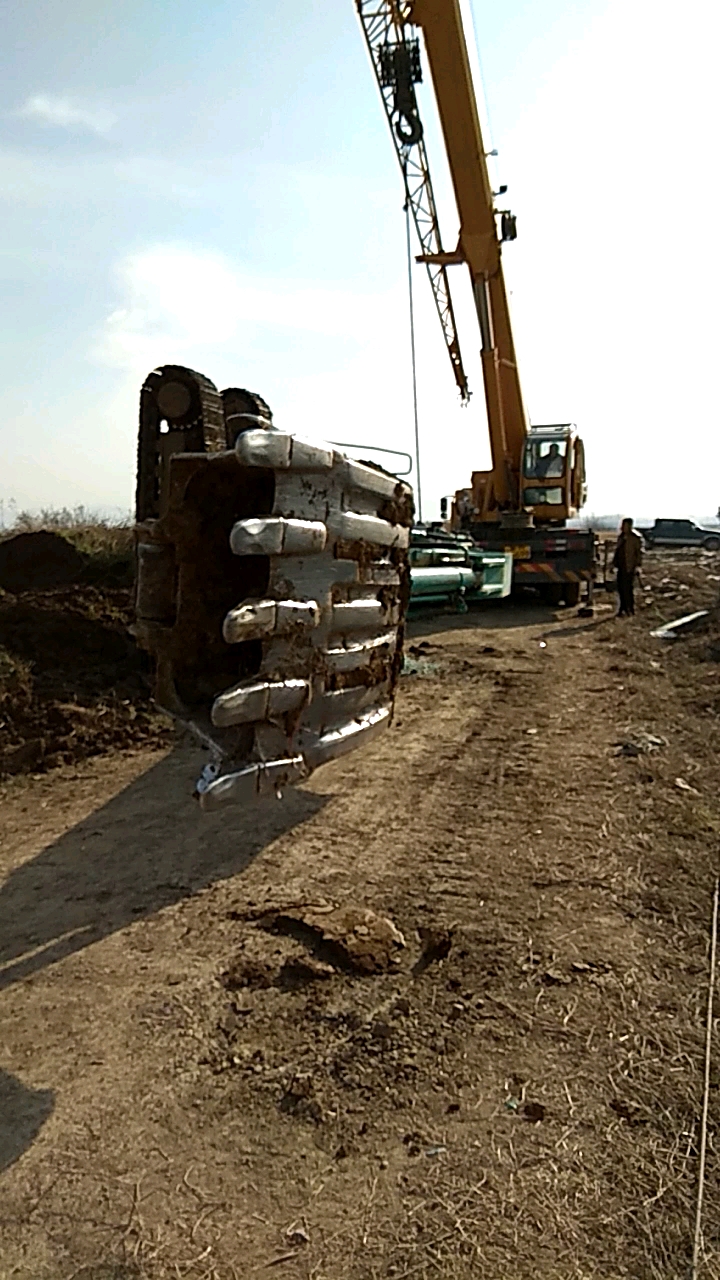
[96,245,400,375]
[90,244,436,480]
[17,95,116,135]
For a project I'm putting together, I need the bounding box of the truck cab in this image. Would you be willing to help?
[522,425,587,524]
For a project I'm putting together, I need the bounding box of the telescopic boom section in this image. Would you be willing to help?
[408,0,529,509]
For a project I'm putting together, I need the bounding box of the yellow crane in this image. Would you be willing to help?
[357,0,594,607]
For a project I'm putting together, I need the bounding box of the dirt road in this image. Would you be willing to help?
[2,570,720,1279]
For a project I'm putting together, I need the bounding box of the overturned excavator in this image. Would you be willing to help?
[133,365,413,809]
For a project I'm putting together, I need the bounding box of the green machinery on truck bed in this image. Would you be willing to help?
[409,527,512,611]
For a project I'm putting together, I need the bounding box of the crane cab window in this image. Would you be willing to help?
[523,486,564,506]
[524,439,567,480]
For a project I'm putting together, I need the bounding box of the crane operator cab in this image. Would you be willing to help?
[522,424,587,525]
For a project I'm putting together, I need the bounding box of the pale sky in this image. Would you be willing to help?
[1,0,718,524]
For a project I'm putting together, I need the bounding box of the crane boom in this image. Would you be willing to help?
[408,0,528,511]
[356,1,470,401]
[358,0,589,563]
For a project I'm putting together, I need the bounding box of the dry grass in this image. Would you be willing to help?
[302,985,718,1280]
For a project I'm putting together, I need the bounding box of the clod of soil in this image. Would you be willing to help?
[259,904,407,974]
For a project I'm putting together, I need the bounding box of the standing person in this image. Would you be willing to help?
[612,517,643,616]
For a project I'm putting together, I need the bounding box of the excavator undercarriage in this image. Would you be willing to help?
[133,365,413,809]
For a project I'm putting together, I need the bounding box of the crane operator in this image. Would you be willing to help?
[535,443,564,479]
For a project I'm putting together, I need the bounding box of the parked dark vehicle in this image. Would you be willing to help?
[637,519,720,551]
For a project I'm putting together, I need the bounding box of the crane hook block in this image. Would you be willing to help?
[378,38,424,148]
[395,111,424,145]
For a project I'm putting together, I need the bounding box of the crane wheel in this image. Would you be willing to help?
[540,584,563,607]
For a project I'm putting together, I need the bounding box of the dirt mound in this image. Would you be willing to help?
[0,530,84,591]
[0,584,171,776]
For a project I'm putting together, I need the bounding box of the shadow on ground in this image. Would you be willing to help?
[0,748,326,990]
[0,1068,54,1172]
[543,615,616,640]
[407,598,561,637]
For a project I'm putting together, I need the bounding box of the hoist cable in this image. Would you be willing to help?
[404,197,423,523]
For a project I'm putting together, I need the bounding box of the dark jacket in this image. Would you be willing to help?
[613,530,643,574]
